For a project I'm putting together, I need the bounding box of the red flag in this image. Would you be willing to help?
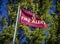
[19,9,47,29]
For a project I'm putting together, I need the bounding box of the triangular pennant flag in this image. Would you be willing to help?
[19,9,47,29]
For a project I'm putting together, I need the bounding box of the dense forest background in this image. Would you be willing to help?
[0,0,60,44]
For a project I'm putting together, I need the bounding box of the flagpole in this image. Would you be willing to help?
[13,6,20,44]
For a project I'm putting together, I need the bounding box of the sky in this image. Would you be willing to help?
[0,0,56,31]
[0,0,56,44]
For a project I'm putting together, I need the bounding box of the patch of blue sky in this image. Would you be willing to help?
[49,0,56,14]
[0,0,8,31]
[0,25,3,31]
[51,0,56,5]
[1,0,8,5]
[20,37,27,44]
[0,6,8,20]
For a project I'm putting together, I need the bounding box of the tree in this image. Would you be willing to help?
[0,0,58,44]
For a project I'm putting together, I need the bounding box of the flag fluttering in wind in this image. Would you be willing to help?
[13,6,47,44]
[19,9,47,29]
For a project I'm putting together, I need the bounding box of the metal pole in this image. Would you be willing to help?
[13,6,20,44]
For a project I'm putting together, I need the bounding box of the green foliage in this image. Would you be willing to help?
[1,0,59,44]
